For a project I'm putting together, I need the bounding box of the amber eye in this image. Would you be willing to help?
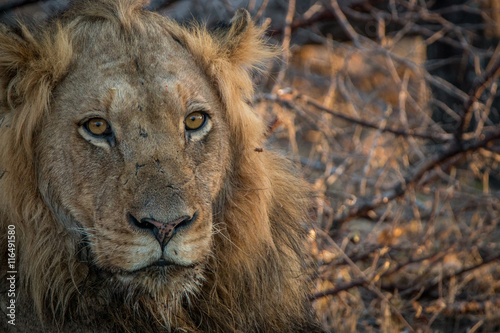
[185,111,207,131]
[84,118,111,136]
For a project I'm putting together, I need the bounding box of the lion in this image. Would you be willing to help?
[0,1,322,332]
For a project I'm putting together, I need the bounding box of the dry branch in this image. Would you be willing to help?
[399,252,500,297]
[457,55,500,141]
[311,244,457,301]
[330,128,500,227]
[255,92,454,142]
[271,0,295,93]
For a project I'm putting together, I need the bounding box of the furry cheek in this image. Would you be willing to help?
[90,231,160,271]
[165,230,213,264]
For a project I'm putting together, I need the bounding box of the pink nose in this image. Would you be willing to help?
[128,213,195,249]
[141,216,189,247]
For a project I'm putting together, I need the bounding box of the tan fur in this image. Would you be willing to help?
[0,1,321,332]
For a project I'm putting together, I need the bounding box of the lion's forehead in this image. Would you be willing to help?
[65,23,205,105]
[60,50,212,129]
[73,22,197,81]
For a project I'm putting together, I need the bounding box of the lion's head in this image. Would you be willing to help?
[0,1,321,332]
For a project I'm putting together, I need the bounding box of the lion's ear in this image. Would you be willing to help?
[212,9,253,64]
[170,8,275,74]
[211,8,275,69]
[0,23,71,107]
[167,9,276,145]
[0,24,33,107]
[0,23,71,151]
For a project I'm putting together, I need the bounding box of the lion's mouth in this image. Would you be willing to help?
[131,259,197,274]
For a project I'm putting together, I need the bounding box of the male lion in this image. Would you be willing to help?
[0,1,322,332]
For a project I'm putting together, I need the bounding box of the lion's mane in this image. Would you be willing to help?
[0,1,321,332]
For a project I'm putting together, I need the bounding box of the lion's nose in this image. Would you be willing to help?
[128,212,196,249]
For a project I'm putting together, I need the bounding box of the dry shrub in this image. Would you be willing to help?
[254,1,500,332]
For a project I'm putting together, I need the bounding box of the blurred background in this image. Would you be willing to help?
[2,0,500,332]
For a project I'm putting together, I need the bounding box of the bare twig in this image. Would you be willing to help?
[253,0,269,21]
[272,0,295,93]
[310,279,366,300]
[328,0,360,46]
[457,55,500,142]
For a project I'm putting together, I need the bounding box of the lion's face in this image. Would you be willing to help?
[35,27,229,289]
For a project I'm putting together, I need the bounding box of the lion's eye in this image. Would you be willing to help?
[185,111,207,131]
[84,118,111,136]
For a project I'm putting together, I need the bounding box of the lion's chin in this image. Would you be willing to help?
[105,261,205,295]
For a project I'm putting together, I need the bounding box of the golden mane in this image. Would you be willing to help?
[0,1,321,332]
